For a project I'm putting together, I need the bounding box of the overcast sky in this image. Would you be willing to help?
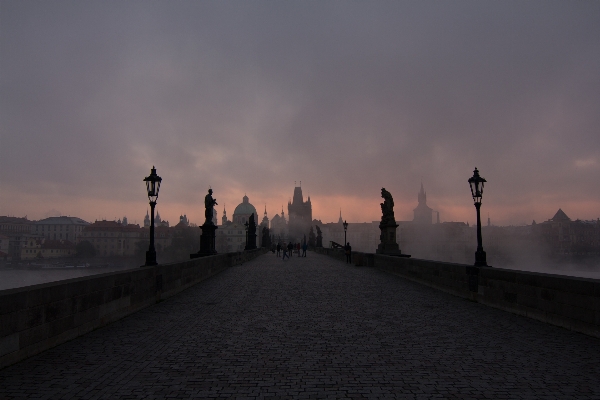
[1,1,599,226]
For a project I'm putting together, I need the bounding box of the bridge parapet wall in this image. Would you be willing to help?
[0,249,265,369]
[315,248,600,338]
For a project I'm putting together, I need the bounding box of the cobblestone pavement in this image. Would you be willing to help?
[1,252,599,399]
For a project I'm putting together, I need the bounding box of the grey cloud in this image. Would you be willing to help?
[1,1,599,224]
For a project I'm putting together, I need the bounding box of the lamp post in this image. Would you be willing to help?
[143,166,162,266]
[343,220,348,246]
[244,221,249,250]
[468,167,488,267]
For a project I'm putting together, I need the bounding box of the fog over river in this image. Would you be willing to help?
[0,264,138,291]
[499,263,600,280]
[1,258,599,291]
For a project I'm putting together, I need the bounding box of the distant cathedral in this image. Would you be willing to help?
[216,195,259,253]
[413,183,433,224]
[143,210,169,228]
[233,195,258,225]
[270,207,288,240]
[261,205,269,230]
[288,183,312,241]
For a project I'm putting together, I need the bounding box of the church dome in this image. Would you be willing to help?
[233,195,257,219]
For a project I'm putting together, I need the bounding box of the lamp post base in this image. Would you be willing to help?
[474,250,489,267]
[145,249,157,267]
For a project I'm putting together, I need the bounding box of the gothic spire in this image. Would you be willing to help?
[418,182,427,205]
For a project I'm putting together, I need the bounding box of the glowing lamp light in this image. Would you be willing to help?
[143,166,162,204]
[468,167,486,204]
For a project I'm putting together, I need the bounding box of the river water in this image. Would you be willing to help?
[0,257,598,291]
[0,264,139,290]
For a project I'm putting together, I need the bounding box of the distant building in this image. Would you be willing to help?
[34,216,89,242]
[155,212,169,227]
[216,196,259,253]
[318,213,381,252]
[0,234,10,259]
[21,239,76,260]
[397,185,473,263]
[143,210,169,228]
[270,207,288,242]
[534,209,600,256]
[179,214,189,227]
[260,206,269,229]
[221,205,229,226]
[0,216,37,260]
[79,220,145,257]
[309,210,374,250]
[233,195,258,225]
[288,185,312,241]
[215,222,246,253]
[413,183,433,224]
[0,216,33,234]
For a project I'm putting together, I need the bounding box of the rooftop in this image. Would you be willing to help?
[36,216,89,225]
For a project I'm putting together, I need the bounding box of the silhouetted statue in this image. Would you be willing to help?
[246,214,257,250]
[377,188,409,257]
[315,225,323,248]
[380,187,396,225]
[204,189,218,225]
[261,226,271,249]
[308,226,316,248]
[191,188,219,258]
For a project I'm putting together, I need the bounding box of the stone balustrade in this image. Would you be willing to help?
[0,249,266,369]
[316,248,600,339]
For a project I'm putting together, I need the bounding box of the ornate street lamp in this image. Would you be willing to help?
[143,166,162,266]
[343,220,348,246]
[468,167,488,267]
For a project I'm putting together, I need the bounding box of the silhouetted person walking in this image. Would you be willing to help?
[302,242,307,257]
[282,243,289,260]
[276,243,281,257]
[345,242,352,264]
[287,242,293,257]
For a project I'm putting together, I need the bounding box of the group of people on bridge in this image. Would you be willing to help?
[275,242,307,260]
[272,240,352,264]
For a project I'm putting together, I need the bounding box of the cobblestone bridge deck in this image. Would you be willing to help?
[1,252,599,399]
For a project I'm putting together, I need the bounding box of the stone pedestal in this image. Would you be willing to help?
[376,223,409,257]
[245,232,257,250]
[191,223,218,259]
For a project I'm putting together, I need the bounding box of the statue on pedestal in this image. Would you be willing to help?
[261,226,271,249]
[376,188,409,257]
[380,188,396,225]
[315,225,323,248]
[245,213,257,250]
[308,226,316,248]
[204,189,218,225]
[191,188,219,258]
